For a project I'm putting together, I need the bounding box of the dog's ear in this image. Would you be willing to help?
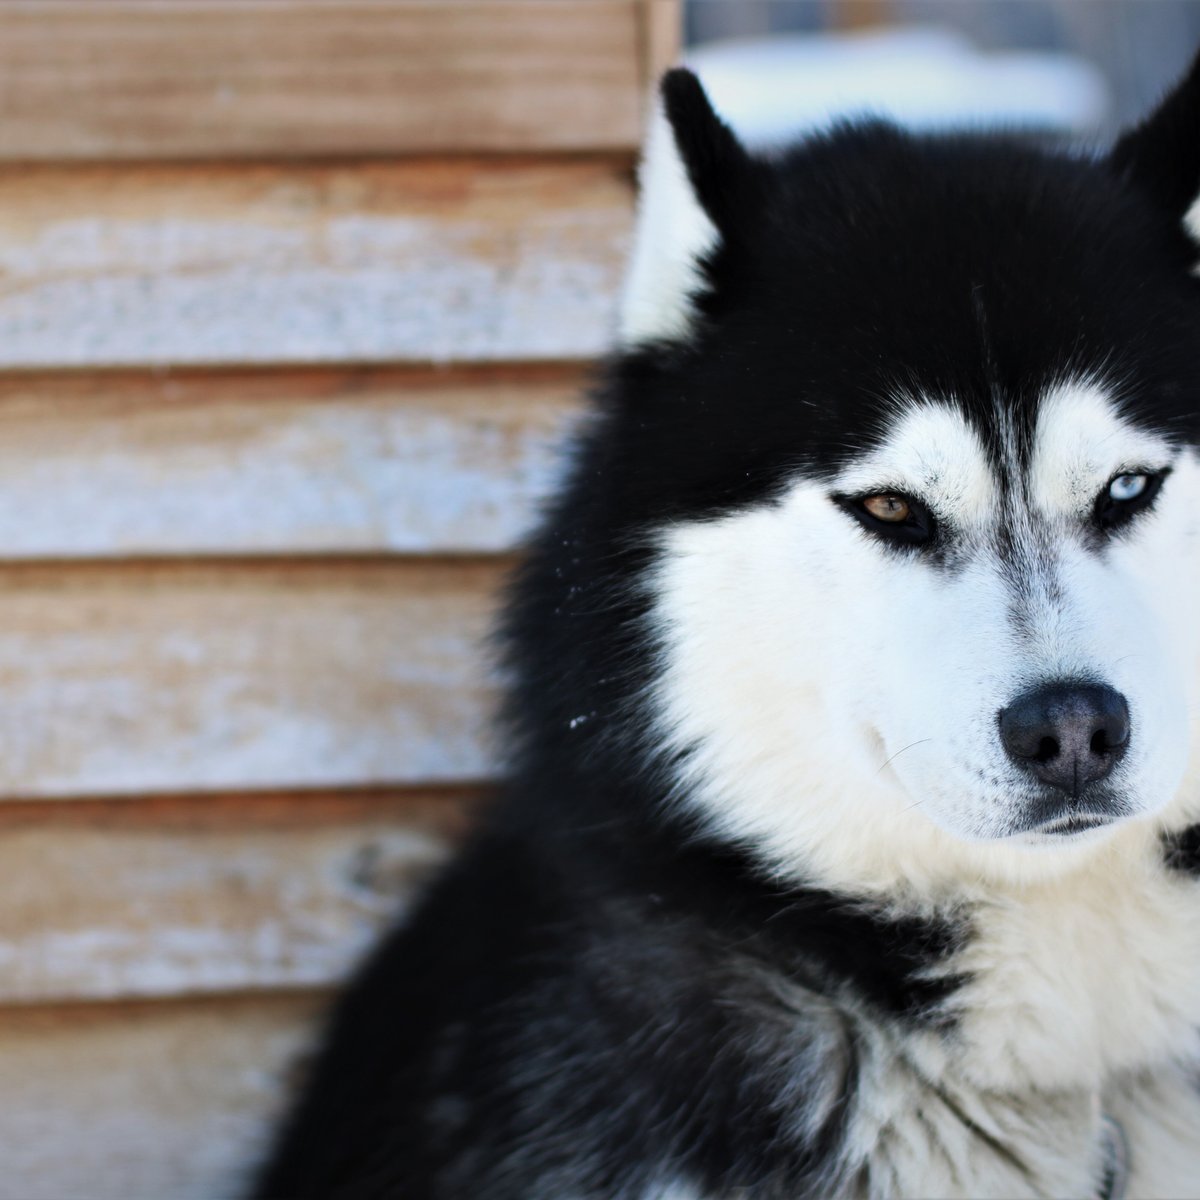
[659,68,757,237]
[618,69,757,347]
[1110,49,1200,227]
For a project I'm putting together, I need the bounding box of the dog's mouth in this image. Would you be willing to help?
[1009,782,1135,840]
[1033,813,1114,837]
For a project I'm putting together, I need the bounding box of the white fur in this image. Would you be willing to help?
[1029,381,1174,516]
[618,105,719,346]
[831,400,999,528]
[643,380,1200,1196]
[1185,193,1200,251]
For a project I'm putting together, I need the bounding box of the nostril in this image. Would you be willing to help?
[1103,710,1130,751]
[1034,735,1059,764]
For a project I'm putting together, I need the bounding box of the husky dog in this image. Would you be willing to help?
[255,57,1200,1200]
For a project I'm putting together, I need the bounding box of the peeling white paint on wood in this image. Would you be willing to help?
[0,162,632,367]
[0,994,325,1200]
[0,367,583,557]
[0,792,466,1002]
[0,561,504,797]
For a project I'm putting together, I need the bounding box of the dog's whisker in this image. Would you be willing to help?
[877,738,935,775]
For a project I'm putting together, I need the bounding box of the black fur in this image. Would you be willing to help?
[254,64,1200,1199]
[255,810,962,1199]
[1163,823,1200,875]
[659,67,762,236]
[1111,47,1200,220]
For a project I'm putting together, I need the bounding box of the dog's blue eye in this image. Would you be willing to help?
[1108,474,1147,502]
[1095,469,1168,532]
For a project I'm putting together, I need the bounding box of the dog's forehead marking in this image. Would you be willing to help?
[830,385,1175,529]
[833,401,996,526]
[1030,381,1175,515]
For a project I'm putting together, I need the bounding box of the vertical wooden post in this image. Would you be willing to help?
[639,0,682,100]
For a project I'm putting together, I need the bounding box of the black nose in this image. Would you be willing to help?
[998,683,1130,795]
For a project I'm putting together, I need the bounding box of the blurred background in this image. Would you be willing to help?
[0,3,1193,1198]
[690,0,1200,135]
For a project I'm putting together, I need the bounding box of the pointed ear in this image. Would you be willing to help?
[1110,48,1200,223]
[618,69,756,347]
[658,68,757,236]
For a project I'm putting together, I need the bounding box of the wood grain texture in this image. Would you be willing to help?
[0,160,632,367]
[0,1,647,160]
[0,992,327,1200]
[0,559,505,798]
[0,790,472,1003]
[0,366,583,558]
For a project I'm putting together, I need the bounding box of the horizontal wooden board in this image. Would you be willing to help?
[0,559,504,798]
[0,366,583,557]
[0,992,326,1200]
[0,160,631,368]
[0,1,652,160]
[0,790,471,1003]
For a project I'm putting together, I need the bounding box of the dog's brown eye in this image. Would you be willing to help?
[835,490,935,547]
[862,495,910,522]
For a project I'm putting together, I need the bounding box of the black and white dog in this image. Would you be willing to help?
[256,57,1200,1199]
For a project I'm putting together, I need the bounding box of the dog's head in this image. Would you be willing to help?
[514,59,1200,892]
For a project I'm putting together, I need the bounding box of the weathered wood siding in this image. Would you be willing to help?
[0,3,678,1196]
[0,994,327,1200]
[0,2,647,159]
[0,559,506,797]
[0,791,474,1003]
[0,367,582,556]
[0,162,631,367]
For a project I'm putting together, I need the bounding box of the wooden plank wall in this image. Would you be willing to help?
[0,4,677,1196]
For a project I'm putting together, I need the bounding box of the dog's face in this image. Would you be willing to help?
[650,382,1200,889]
[815,384,1196,843]
[610,68,1200,890]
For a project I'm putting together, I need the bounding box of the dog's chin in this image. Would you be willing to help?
[899,795,1137,888]
[1001,783,1136,842]
[916,780,1144,862]
[1007,813,1124,849]
[938,812,1127,851]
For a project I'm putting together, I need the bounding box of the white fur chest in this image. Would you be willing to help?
[842,1044,1200,1199]
[951,829,1200,1092]
[847,828,1200,1199]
